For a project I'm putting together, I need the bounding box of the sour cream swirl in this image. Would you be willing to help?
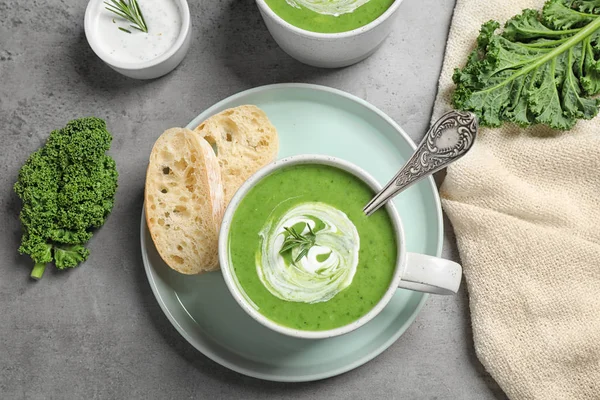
[285,0,371,16]
[257,202,360,304]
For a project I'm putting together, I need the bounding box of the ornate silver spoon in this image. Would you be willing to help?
[363,110,478,216]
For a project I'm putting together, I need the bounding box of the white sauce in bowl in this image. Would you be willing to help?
[286,0,371,16]
[95,0,181,64]
[256,202,360,304]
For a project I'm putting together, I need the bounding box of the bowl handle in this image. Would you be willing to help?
[397,253,462,295]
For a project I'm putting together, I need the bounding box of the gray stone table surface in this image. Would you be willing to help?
[1,0,508,398]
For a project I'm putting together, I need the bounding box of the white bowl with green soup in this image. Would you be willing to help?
[220,155,461,339]
[255,0,404,68]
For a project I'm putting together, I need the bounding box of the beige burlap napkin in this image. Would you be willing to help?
[432,0,600,399]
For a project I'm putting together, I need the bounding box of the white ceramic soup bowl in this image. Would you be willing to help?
[84,0,191,79]
[255,0,405,68]
[219,154,462,339]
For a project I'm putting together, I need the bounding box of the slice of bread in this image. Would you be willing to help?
[145,128,225,274]
[194,105,278,204]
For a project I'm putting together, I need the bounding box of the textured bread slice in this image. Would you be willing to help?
[194,105,278,204]
[145,128,225,274]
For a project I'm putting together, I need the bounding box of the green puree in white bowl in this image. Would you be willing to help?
[264,0,395,33]
[228,163,397,331]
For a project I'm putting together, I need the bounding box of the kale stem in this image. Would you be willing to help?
[519,38,569,48]
[30,262,47,280]
[515,28,581,37]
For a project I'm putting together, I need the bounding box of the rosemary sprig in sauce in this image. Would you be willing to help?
[105,0,148,33]
[279,224,316,264]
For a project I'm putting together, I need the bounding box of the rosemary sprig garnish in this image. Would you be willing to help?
[104,0,148,33]
[279,224,316,264]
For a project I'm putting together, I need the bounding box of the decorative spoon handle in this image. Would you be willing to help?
[363,110,478,216]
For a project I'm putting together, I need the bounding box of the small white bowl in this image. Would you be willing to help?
[255,0,405,68]
[84,0,191,80]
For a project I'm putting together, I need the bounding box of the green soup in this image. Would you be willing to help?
[227,164,397,331]
[264,0,395,33]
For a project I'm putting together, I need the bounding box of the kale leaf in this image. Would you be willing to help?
[452,0,600,130]
[14,117,118,280]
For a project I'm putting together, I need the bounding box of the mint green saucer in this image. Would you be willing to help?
[140,83,443,382]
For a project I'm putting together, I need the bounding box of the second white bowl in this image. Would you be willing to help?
[255,0,405,68]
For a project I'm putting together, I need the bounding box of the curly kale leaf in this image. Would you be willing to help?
[573,0,600,14]
[54,245,90,269]
[452,0,600,130]
[14,117,118,280]
[57,156,118,231]
[46,117,112,168]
